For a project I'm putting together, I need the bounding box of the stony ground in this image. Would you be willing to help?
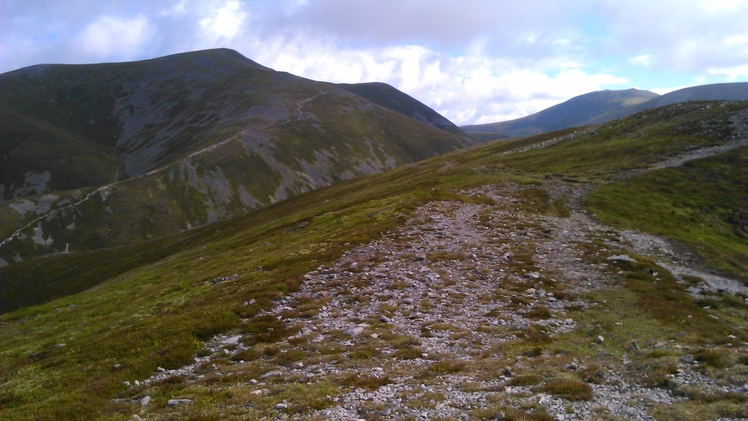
[129,178,747,420]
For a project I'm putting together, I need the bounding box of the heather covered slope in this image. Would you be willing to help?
[0,49,472,265]
[0,100,746,420]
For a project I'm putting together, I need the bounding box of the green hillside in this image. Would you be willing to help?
[0,49,472,265]
[0,100,746,419]
[337,82,466,135]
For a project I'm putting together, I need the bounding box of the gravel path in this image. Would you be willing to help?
[240,184,746,420]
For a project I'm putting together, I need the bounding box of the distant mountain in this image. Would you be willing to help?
[463,82,748,138]
[462,89,658,138]
[0,49,472,265]
[629,82,748,111]
[337,82,466,135]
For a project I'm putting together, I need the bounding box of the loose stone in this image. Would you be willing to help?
[166,399,194,407]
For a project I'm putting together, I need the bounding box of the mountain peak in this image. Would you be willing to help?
[0,50,471,266]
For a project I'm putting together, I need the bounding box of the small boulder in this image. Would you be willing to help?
[627,341,640,351]
[680,354,695,364]
[512,321,531,331]
[261,370,283,379]
[607,255,636,263]
[166,399,194,407]
[343,325,366,337]
[221,335,242,345]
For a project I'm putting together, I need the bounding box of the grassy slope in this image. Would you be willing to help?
[587,147,748,278]
[0,101,746,419]
[336,82,466,135]
[0,108,123,197]
[0,50,472,264]
[497,101,742,180]
[0,89,470,265]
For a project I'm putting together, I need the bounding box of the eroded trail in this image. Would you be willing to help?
[265,185,744,420]
[140,183,746,420]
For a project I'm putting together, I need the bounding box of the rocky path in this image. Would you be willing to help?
[269,186,657,420]
[135,183,746,420]
[257,185,743,420]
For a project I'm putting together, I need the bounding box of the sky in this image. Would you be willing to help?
[1,0,746,125]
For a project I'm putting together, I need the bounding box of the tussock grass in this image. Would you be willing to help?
[539,377,594,401]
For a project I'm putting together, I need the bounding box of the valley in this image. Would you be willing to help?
[0,50,746,420]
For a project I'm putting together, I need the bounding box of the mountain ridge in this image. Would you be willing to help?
[336,82,466,136]
[0,48,473,266]
[463,82,748,138]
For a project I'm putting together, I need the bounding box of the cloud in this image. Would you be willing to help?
[597,0,748,72]
[77,15,154,59]
[707,64,748,81]
[245,34,628,125]
[629,54,652,67]
[199,0,246,42]
[0,0,744,125]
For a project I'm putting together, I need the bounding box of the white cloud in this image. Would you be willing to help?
[702,0,744,12]
[199,0,246,42]
[160,0,188,17]
[629,54,652,67]
[245,35,629,125]
[598,0,747,73]
[651,85,689,95]
[707,64,748,81]
[0,0,745,125]
[77,15,153,59]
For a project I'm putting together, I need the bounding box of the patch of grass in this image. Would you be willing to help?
[507,374,543,386]
[471,405,553,421]
[649,397,748,421]
[693,349,729,368]
[526,305,552,320]
[404,391,446,409]
[619,259,746,343]
[424,360,467,376]
[538,377,594,401]
[337,373,391,391]
[347,344,380,360]
[394,346,425,360]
